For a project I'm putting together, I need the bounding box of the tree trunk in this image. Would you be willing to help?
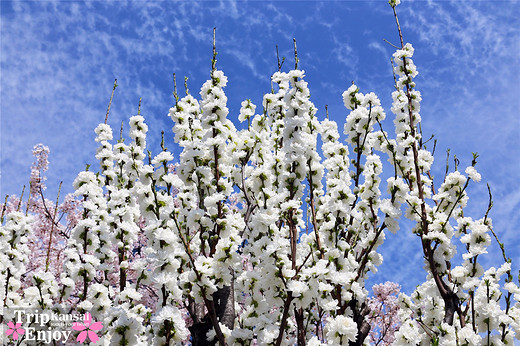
[189,279,235,346]
[349,300,371,346]
[443,291,460,325]
[189,313,215,346]
[295,307,306,346]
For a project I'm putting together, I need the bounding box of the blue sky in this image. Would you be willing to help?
[1,0,519,294]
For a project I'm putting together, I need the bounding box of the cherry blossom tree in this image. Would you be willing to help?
[1,1,519,345]
[367,282,401,345]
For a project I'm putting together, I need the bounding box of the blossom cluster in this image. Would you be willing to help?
[1,2,519,345]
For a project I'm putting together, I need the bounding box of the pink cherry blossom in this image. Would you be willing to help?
[29,143,49,197]
[368,282,401,345]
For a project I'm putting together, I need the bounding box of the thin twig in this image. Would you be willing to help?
[173,73,179,104]
[432,139,437,156]
[276,45,281,71]
[325,104,329,120]
[390,58,398,90]
[383,38,400,49]
[485,184,511,270]
[293,38,299,70]
[105,79,118,124]
[483,184,515,344]
[17,185,25,212]
[212,27,217,72]
[276,45,285,72]
[45,181,62,272]
[444,149,451,182]
[161,131,166,152]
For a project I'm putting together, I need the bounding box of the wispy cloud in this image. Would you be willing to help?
[332,38,357,72]
[1,1,197,198]
[368,40,390,59]
[225,47,270,82]
[397,0,520,273]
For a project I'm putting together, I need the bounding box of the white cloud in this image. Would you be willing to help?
[368,40,389,58]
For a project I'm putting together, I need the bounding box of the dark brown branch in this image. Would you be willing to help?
[392,5,460,326]
[275,292,294,346]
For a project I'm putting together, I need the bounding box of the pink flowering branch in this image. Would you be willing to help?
[368,282,401,345]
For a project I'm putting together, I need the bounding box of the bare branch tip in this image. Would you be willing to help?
[105,78,118,124]
[293,38,299,70]
[276,45,282,72]
[17,185,26,212]
[212,27,217,72]
[161,131,166,152]
[325,104,329,120]
[172,73,181,105]
[383,38,400,49]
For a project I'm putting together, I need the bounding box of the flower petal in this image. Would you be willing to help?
[77,331,87,343]
[16,328,25,335]
[6,329,14,336]
[87,330,99,343]
[89,321,103,331]
[7,322,15,329]
[72,322,87,331]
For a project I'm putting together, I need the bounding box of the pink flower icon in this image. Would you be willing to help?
[72,312,103,344]
[5,321,25,340]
